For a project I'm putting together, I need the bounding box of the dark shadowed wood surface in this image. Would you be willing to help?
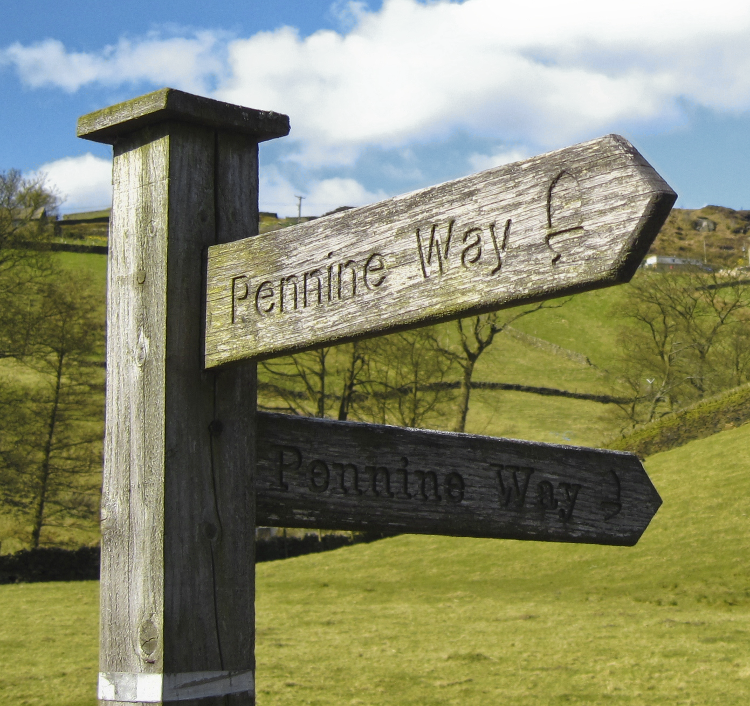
[79,91,280,705]
[206,135,676,366]
[256,413,662,547]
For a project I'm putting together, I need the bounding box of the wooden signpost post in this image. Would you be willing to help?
[78,89,289,705]
[79,87,675,705]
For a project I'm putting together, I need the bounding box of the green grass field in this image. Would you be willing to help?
[0,252,106,552]
[2,420,749,705]
[55,252,107,287]
[502,287,628,371]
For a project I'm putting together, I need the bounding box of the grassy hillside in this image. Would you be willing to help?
[259,212,317,233]
[2,420,749,704]
[53,211,110,249]
[0,252,107,553]
[648,205,750,269]
[458,286,630,446]
[608,383,750,457]
[507,287,628,370]
[55,251,107,286]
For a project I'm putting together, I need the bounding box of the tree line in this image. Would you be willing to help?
[0,170,104,549]
[258,299,565,433]
[610,267,750,431]
[3,166,750,548]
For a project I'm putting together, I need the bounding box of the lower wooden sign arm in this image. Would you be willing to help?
[255,413,661,547]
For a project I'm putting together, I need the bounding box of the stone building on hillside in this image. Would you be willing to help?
[643,255,709,271]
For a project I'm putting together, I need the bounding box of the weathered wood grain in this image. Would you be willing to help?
[256,413,661,546]
[77,87,289,145]
[206,135,676,366]
[81,91,282,705]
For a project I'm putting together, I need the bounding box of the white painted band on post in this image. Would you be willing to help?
[98,669,255,702]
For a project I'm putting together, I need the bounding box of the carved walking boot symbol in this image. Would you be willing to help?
[546,170,584,264]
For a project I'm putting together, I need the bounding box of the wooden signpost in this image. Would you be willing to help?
[78,87,674,705]
[79,89,289,705]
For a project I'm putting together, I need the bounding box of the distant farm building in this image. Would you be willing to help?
[693,217,717,232]
[643,255,707,270]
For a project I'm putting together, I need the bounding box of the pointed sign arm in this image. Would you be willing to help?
[205,134,676,366]
[255,413,662,547]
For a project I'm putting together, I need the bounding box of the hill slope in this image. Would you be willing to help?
[648,205,750,269]
[608,384,750,457]
[253,422,750,704]
[2,409,749,704]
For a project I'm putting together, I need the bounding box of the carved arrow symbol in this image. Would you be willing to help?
[601,470,622,521]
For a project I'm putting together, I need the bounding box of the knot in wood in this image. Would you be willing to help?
[135,330,149,367]
[138,618,159,659]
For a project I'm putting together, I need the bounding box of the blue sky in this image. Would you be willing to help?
[1,0,749,216]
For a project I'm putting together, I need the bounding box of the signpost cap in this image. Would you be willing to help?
[77,87,290,144]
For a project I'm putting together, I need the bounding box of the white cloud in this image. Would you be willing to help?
[306,177,388,213]
[32,154,112,213]
[2,32,226,93]
[468,148,530,173]
[215,0,750,155]
[260,166,387,217]
[5,0,750,166]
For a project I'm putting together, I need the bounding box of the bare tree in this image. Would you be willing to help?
[0,169,58,291]
[433,301,567,432]
[610,269,750,428]
[715,311,750,388]
[0,270,104,548]
[0,170,60,363]
[612,274,687,424]
[336,341,366,421]
[355,327,458,429]
[259,341,367,420]
[258,326,458,429]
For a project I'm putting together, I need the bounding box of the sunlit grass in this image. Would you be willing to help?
[254,422,750,704]
[510,287,628,370]
[3,422,749,704]
[0,581,98,706]
[54,252,107,288]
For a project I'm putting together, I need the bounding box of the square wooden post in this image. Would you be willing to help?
[78,89,289,705]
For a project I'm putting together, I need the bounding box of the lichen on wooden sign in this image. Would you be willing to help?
[205,134,676,367]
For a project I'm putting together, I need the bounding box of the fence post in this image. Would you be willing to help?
[78,88,289,705]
